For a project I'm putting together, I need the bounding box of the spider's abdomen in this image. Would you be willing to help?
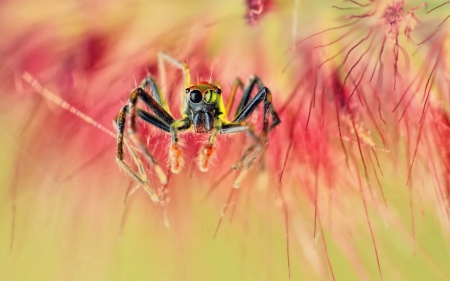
[193,111,214,134]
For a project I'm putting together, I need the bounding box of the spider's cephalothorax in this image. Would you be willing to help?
[115,52,280,203]
[185,82,224,134]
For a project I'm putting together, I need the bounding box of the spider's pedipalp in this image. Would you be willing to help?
[169,143,184,173]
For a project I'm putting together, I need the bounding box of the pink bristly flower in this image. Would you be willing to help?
[2,1,450,280]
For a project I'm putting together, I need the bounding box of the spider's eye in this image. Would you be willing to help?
[185,88,190,93]
[216,88,221,94]
[204,89,218,104]
[189,90,202,103]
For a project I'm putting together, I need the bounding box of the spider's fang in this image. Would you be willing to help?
[193,111,214,133]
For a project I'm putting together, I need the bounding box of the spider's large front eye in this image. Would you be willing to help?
[189,90,202,103]
[204,89,218,104]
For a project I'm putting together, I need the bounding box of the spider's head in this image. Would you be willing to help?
[185,82,222,134]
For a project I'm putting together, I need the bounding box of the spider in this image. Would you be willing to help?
[115,52,280,203]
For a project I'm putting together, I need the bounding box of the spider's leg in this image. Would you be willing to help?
[225,78,244,119]
[158,51,191,112]
[158,51,191,89]
[126,87,177,184]
[115,106,160,202]
[218,122,260,187]
[140,75,171,114]
[226,86,281,188]
[136,109,170,132]
[233,75,265,120]
[233,86,281,133]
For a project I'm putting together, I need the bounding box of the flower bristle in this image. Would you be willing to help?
[430,105,450,218]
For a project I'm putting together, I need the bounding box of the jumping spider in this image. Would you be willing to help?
[115,52,280,202]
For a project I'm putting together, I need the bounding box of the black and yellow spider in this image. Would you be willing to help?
[115,52,280,202]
